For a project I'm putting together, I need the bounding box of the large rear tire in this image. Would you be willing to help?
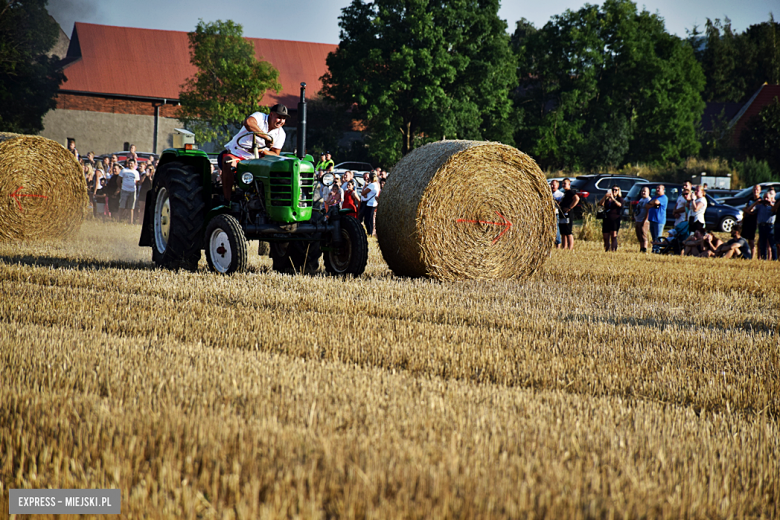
[205,214,248,274]
[150,162,204,271]
[324,216,368,276]
[270,240,322,274]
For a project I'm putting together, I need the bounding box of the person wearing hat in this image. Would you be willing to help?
[324,152,334,170]
[220,104,289,202]
[315,152,329,175]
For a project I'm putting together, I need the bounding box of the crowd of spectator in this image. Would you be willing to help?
[314,157,388,237]
[68,141,156,225]
[551,178,780,261]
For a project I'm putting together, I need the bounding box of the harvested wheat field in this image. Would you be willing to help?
[1,220,778,519]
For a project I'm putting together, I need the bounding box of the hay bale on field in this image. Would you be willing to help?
[376,140,555,281]
[0,132,88,241]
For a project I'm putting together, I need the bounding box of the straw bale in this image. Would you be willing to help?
[376,140,555,281]
[0,132,87,241]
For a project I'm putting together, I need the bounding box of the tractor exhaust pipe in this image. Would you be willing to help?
[297,82,306,159]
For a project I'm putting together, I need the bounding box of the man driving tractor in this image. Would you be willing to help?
[220,104,289,202]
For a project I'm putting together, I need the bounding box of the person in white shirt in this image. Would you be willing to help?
[360,172,380,236]
[688,185,707,233]
[673,181,692,226]
[220,104,289,202]
[119,158,141,224]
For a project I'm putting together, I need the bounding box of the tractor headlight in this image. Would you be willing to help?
[241,172,254,185]
[322,173,334,187]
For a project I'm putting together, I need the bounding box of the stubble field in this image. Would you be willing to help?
[1,220,779,519]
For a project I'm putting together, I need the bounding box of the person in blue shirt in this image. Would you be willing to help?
[645,184,668,243]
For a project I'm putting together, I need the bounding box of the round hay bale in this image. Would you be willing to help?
[375,140,555,281]
[0,132,88,241]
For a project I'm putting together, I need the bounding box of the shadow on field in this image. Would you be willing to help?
[0,254,155,272]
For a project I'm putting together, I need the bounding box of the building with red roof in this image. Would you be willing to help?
[727,83,780,145]
[41,22,335,155]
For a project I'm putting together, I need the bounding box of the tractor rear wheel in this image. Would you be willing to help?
[270,240,322,274]
[151,162,204,271]
[205,214,248,274]
[324,216,368,276]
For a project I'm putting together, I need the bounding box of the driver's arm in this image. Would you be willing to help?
[243,116,281,155]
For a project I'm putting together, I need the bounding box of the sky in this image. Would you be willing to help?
[49,0,775,44]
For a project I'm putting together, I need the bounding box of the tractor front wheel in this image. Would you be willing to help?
[205,214,248,274]
[324,216,368,276]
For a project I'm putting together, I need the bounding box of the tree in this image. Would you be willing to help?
[692,15,780,103]
[740,98,780,173]
[321,0,516,166]
[0,0,65,134]
[178,20,281,146]
[513,0,705,170]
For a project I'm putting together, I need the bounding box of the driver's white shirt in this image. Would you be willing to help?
[224,112,286,159]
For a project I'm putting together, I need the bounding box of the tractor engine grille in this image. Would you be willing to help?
[298,169,315,208]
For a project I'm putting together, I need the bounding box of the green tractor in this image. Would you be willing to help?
[139,83,368,276]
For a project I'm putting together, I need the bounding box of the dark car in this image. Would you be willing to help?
[623,182,743,232]
[715,182,780,207]
[569,174,650,207]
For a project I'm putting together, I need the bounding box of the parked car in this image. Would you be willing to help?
[623,182,743,232]
[706,188,740,199]
[333,161,373,188]
[570,174,650,207]
[715,182,780,206]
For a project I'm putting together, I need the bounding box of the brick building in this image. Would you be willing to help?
[41,23,335,155]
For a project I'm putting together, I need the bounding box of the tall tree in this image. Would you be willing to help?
[693,15,780,103]
[740,98,780,173]
[0,0,65,134]
[178,20,281,146]
[513,0,705,170]
[321,0,516,166]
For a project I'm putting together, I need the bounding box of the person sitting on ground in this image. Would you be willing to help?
[703,224,752,259]
[699,230,722,256]
[219,104,289,202]
[681,229,704,256]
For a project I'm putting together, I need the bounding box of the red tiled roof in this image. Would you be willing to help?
[60,22,335,108]
[730,84,780,140]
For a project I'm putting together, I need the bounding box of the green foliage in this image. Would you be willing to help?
[739,98,780,174]
[321,0,516,166]
[513,0,705,171]
[0,0,65,134]
[178,20,281,146]
[691,15,780,103]
[305,97,352,158]
[734,157,775,185]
